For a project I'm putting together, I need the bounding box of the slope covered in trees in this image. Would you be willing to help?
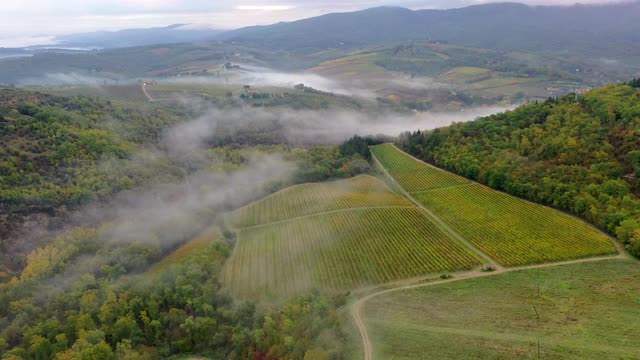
[0,228,345,359]
[0,88,183,213]
[0,87,377,277]
[398,83,640,257]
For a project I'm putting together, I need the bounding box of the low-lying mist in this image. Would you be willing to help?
[13,80,508,299]
[17,72,132,87]
[18,65,375,97]
[173,101,508,146]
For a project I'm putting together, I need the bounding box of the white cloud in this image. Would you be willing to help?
[236,5,296,11]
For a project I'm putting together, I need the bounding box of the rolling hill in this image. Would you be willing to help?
[54,24,222,49]
[357,259,640,359]
[371,144,618,266]
[222,175,481,302]
[220,2,640,62]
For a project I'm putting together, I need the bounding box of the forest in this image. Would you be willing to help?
[0,232,345,359]
[397,81,640,257]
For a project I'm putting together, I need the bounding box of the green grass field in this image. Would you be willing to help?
[360,259,640,359]
[222,175,481,302]
[308,53,390,80]
[439,66,493,83]
[372,144,618,266]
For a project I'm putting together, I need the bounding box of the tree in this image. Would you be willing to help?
[29,335,52,360]
[629,150,640,176]
[111,316,142,345]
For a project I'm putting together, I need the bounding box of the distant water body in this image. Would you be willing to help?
[0,35,58,48]
[0,54,33,60]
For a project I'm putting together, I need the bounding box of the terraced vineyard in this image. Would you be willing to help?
[372,144,618,266]
[371,144,470,192]
[230,175,411,228]
[222,175,481,301]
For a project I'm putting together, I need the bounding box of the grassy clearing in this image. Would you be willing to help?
[439,66,493,83]
[360,259,640,359]
[222,175,480,302]
[308,53,387,79]
[373,144,617,266]
[371,144,470,192]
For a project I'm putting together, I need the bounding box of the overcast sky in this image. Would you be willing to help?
[0,0,628,47]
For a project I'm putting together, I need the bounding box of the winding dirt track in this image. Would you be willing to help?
[352,252,628,360]
[353,147,629,360]
[141,84,166,102]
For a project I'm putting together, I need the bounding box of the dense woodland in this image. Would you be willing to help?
[0,90,183,212]
[398,81,640,257]
[0,231,345,359]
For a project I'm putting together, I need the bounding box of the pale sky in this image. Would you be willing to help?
[0,0,628,47]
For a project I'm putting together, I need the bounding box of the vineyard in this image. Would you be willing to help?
[370,144,470,192]
[148,227,221,274]
[414,184,617,266]
[222,175,481,301]
[222,207,480,301]
[229,175,412,228]
[372,144,618,266]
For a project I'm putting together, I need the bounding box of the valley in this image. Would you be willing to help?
[1,2,640,359]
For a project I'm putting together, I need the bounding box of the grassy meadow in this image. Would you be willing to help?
[360,259,640,359]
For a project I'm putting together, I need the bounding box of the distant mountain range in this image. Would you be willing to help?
[6,2,640,61]
[52,24,222,49]
[219,2,640,58]
[1,1,639,84]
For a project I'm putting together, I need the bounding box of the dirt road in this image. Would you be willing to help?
[352,252,628,360]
